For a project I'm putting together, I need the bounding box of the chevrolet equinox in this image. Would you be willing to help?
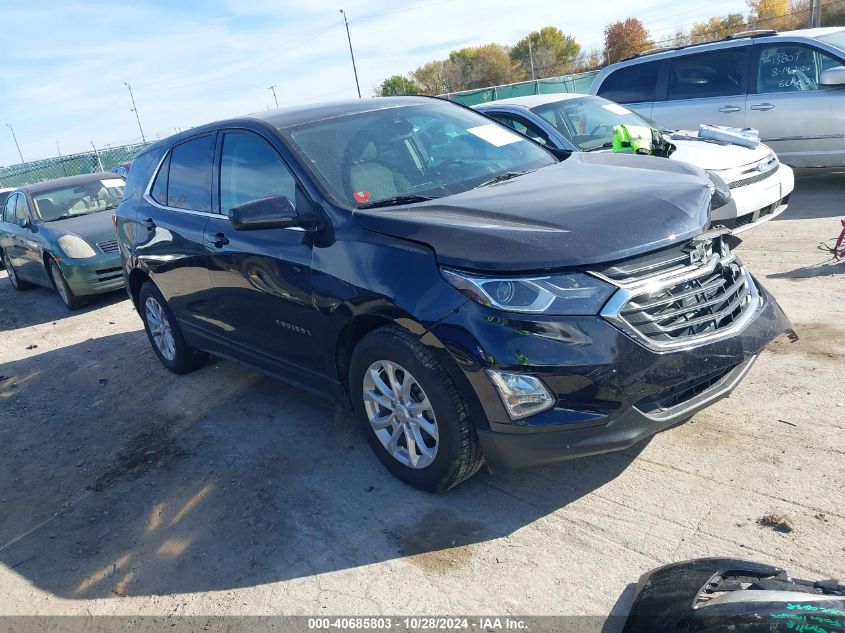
[115,97,792,491]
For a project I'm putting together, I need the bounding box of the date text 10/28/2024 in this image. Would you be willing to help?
[307,618,529,631]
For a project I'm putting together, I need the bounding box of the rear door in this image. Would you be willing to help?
[747,41,845,166]
[594,59,662,119]
[651,46,749,130]
[15,194,49,284]
[1,194,23,270]
[203,129,321,381]
[135,133,220,350]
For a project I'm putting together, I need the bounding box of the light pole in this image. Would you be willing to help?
[124,82,147,144]
[339,9,361,98]
[268,85,279,108]
[6,124,25,163]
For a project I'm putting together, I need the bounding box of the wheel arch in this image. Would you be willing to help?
[127,267,152,310]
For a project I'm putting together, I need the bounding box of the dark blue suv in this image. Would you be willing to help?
[115,97,792,491]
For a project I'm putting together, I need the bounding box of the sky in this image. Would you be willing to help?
[0,0,752,166]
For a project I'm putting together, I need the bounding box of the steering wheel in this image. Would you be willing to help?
[590,122,616,135]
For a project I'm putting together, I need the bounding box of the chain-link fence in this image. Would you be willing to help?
[440,70,600,106]
[0,142,148,189]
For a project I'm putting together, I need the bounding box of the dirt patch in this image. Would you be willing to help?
[757,513,794,533]
[766,322,844,360]
[89,421,190,492]
[385,509,485,573]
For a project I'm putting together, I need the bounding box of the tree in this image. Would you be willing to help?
[747,0,792,28]
[511,26,581,79]
[375,75,419,97]
[604,18,651,65]
[413,60,449,95]
[467,43,518,88]
[690,13,746,43]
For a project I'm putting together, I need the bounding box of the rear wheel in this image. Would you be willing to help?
[49,258,86,310]
[139,281,208,374]
[349,325,484,492]
[3,251,33,290]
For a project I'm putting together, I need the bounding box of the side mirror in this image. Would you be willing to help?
[17,217,31,230]
[228,196,314,231]
[820,66,845,86]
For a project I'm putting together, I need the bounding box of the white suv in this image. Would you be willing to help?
[590,28,845,167]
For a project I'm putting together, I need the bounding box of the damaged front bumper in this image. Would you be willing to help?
[621,557,845,633]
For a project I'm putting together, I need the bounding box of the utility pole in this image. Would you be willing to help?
[124,82,147,144]
[91,141,105,172]
[268,85,279,108]
[816,0,822,27]
[808,0,816,27]
[6,124,24,163]
[528,37,536,81]
[56,140,62,157]
[339,9,361,98]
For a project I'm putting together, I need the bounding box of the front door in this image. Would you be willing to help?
[747,42,845,167]
[203,130,320,382]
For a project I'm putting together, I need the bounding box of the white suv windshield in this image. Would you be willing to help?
[532,96,665,152]
[280,102,557,208]
[815,30,845,54]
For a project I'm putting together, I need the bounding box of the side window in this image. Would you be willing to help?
[149,152,170,205]
[4,194,18,224]
[15,195,30,223]
[167,135,215,212]
[219,132,297,216]
[596,61,661,103]
[667,48,746,100]
[488,114,550,145]
[756,44,841,93]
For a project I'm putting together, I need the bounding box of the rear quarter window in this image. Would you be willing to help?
[596,60,661,103]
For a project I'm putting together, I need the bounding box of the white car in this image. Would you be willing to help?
[475,93,794,233]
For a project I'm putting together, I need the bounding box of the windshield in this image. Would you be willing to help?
[280,101,557,208]
[33,177,125,222]
[815,30,845,53]
[531,96,668,152]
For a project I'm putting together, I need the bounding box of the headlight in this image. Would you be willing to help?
[441,268,614,315]
[58,235,96,259]
[706,171,732,210]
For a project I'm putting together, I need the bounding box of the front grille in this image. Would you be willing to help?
[97,239,119,253]
[729,163,779,189]
[652,364,738,410]
[95,266,122,282]
[597,238,759,350]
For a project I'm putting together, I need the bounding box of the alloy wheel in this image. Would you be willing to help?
[4,254,17,286]
[362,360,439,469]
[50,263,69,305]
[145,297,177,361]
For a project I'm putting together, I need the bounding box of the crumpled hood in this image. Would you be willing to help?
[38,210,116,247]
[669,132,773,170]
[354,152,712,272]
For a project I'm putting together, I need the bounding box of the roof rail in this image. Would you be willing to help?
[620,45,684,62]
[724,29,778,40]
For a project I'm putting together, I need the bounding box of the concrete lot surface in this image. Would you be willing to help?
[0,170,843,622]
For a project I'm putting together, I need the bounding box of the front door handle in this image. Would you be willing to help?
[142,218,156,231]
[750,103,775,111]
[207,232,229,248]
[718,105,741,113]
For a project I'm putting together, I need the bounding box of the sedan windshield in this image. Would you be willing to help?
[815,30,845,53]
[531,96,668,152]
[33,178,125,222]
[280,101,557,208]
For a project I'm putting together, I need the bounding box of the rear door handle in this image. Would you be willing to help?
[718,105,741,113]
[207,232,229,248]
[750,103,775,111]
[142,218,156,231]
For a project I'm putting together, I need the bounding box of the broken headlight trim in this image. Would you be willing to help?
[706,171,732,210]
[441,268,614,315]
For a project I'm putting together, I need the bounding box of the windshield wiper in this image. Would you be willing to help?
[587,142,614,152]
[474,169,534,188]
[357,194,436,209]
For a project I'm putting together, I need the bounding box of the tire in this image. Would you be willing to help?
[139,280,208,374]
[349,325,484,492]
[2,251,33,290]
[48,258,87,310]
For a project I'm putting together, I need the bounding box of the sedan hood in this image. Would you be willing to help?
[39,210,116,246]
[355,153,712,272]
[669,132,773,170]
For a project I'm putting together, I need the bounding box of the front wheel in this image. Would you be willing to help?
[49,258,86,310]
[139,281,208,374]
[349,325,484,492]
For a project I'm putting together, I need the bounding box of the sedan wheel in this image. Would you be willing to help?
[49,259,85,309]
[4,252,32,290]
[144,296,177,362]
[363,360,439,469]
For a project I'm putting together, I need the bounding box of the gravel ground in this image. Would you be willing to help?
[0,169,843,623]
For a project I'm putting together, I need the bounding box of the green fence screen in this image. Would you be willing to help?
[441,70,600,107]
[0,143,147,189]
